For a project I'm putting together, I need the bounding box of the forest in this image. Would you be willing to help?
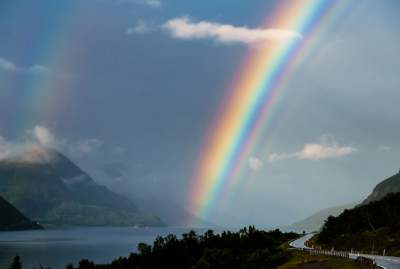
[317,192,400,255]
[57,227,299,269]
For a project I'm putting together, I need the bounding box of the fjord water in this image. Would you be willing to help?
[0,227,210,269]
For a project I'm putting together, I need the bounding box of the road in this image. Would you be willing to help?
[290,234,400,269]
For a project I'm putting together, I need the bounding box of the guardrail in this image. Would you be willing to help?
[356,256,377,269]
[303,248,349,258]
[295,248,382,269]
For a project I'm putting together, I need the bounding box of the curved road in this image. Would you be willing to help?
[290,234,400,269]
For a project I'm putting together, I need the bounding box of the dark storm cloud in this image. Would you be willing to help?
[0,0,399,227]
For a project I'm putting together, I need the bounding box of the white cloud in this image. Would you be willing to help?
[27,65,74,79]
[378,145,391,152]
[143,0,161,8]
[0,134,57,164]
[0,57,51,75]
[0,125,104,163]
[14,147,58,164]
[28,65,48,74]
[268,136,357,162]
[248,157,264,171]
[0,58,17,71]
[68,139,104,157]
[268,152,296,162]
[32,125,57,147]
[30,125,103,157]
[113,146,126,155]
[298,143,356,160]
[126,19,151,34]
[119,0,161,8]
[162,17,302,44]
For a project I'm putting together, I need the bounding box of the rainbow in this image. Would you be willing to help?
[188,0,350,221]
[0,1,86,136]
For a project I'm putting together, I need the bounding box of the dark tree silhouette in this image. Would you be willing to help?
[8,255,22,269]
[4,229,299,269]
[318,193,400,255]
[67,227,298,269]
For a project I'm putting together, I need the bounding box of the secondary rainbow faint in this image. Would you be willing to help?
[0,1,86,136]
[188,0,347,222]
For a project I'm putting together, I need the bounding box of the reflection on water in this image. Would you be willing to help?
[0,227,211,269]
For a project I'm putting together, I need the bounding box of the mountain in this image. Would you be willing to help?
[0,195,42,231]
[285,202,358,232]
[312,171,400,256]
[363,171,400,204]
[317,192,400,256]
[289,171,400,232]
[0,147,165,227]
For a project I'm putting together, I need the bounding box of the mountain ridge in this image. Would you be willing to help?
[363,171,400,204]
[312,170,400,256]
[0,147,165,227]
[285,202,358,232]
[288,170,400,233]
[317,192,400,256]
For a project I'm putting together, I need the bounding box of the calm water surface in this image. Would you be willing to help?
[0,227,212,269]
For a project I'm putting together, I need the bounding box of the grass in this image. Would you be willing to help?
[279,250,362,269]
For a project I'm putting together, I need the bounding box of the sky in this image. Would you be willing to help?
[0,0,399,227]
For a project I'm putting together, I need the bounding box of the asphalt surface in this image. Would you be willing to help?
[290,234,400,269]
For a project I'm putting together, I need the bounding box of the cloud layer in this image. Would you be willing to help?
[126,19,151,34]
[68,139,104,157]
[0,57,48,74]
[248,156,264,171]
[0,125,104,163]
[0,58,17,71]
[163,17,302,44]
[269,136,357,162]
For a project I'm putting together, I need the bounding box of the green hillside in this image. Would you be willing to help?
[363,171,400,204]
[0,147,165,227]
[317,192,400,256]
[0,195,42,231]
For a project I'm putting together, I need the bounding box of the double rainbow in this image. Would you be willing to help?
[188,0,349,221]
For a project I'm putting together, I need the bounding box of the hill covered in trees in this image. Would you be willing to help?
[0,147,164,227]
[67,227,298,269]
[0,195,42,231]
[317,192,400,256]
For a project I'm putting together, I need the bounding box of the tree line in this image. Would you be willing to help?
[6,227,298,269]
[317,192,400,255]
